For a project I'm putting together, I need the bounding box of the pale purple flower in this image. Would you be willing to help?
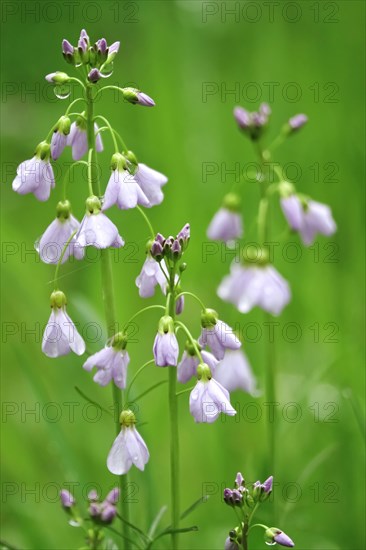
[235,472,244,488]
[60,489,74,508]
[135,257,166,298]
[136,92,155,107]
[88,68,102,83]
[83,346,130,389]
[199,319,241,361]
[274,530,295,547]
[67,122,103,161]
[134,163,168,207]
[12,156,55,202]
[225,537,239,550]
[75,211,124,249]
[51,131,67,160]
[289,113,308,130]
[153,330,179,367]
[108,41,120,55]
[189,378,236,423]
[37,215,83,264]
[62,39,74,55]
[42,305,85,358]
[218,262,291,316]
[105,488,120,504]
[107,425,149,475]
[207,208,243,243]
[177,350,218,384]
[100,503,117,524]
[213,349,257,394]
[102,169,149,210]
[233,106,250,129]
[281,195,336,246]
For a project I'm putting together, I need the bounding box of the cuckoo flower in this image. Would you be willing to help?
[50,116,71,160]
[42,291,85,358]
[207,193,243,243]
[177,341,218,384]
[87,488,119,525]
[83,333,129,389]
[60,489,75,508]
[12,141,55,201]
[133,162,168,207]
[67,118,103,161]
[75,196,124,249]
[265,528,295,548]
[218,259,290,316]
[102,153,149,210]
[288,113,308,132]
[107,410,149,475]
[199,308,241,360]
[37,200,84,264]
[213,349,257,394]
[121,87,155,106]
[189,364,236,423]
[135,254,167,298]
[281,194,337,246]
[253,476,273,502]
[153,315,179,366]
[234,103,271,140]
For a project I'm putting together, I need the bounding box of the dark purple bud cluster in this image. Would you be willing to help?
[253,475,273,502]
[233,103,271,140]
[150,224,190,263]
[61,29,120,81]
[87,487,120,524]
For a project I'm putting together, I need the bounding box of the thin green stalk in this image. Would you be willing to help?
[167,267,180,549]
[136,206,155,238]
[85,83,130,549]
[255,143,277,513]
[93,114,119,153]
[175,291,206,310]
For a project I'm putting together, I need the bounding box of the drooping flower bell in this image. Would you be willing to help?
[107,410,149,475]
[135,242,167,298]
[213,349,257,394]
[67,117,103,161]
[199,308,241,360]
[177,340,218,384]
[217,249,291,316]
[280,192,337,246]
[189,363,236,423]
[75,195,124,249]
[207,193,243,244]
[42,291,85,358]
[102,153,149,210]
[37,200,84,264]
[131,157,168,207]
[153,315,179,367]
[83,332,130,389]
[50,116,71,160]
[12,141,55,201]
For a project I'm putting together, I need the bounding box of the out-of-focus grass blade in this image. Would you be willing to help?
[180,495,210,520]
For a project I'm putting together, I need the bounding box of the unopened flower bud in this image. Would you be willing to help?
[45,71,71,84]
[288,113,308,133]
[150,241,164,261]
[121,87,155,107]
[265,528,294,548]
[177,223,190,245]
[100,503,117,524]
[62,39,75,64]
[106,41,120,63]
[171,239,181,260]
[87,489,99,502]
[60,489,74,508]
[89,502,101,517]
[88,68,102,83]
[105,488,120,504]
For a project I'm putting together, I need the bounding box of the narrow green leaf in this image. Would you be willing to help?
[147,505,168,539]
[131,380,168,404]
[154,526,198,542]
[180,495,209,520]
[74,386,113,417]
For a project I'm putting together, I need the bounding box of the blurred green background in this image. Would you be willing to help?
[1,1,365,549]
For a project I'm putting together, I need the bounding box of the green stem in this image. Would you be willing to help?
[61,160,88,200]
[136,206,155,238]
[255,142,277,518]
[93,114,119,153]
[176,291,205,310]
[123,305,165,332]
[85,82,130,549]
[65,97,86,115]
[125,359,155,404]
[53,231,77,289]
[167,268,180,549]
[174,321,203,363]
